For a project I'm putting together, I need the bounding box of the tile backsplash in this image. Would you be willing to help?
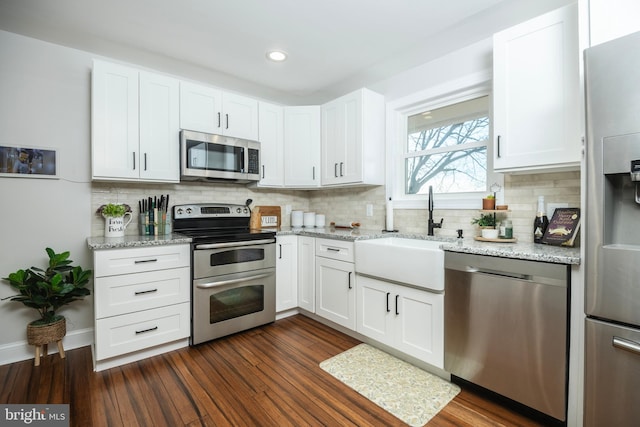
[92,171,580,244]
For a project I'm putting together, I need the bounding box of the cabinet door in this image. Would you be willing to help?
[139,72,180,182]
[493,3,580,172]
[257,101,284,187]
[284,106,321,187]
[315,257,355,330]
[276,235,298,312]
[298,236,316,312]
[91,60,139,180]
[356,275,393,345]
[395,286,444,368]
[179,81,222,134]
[321,99,342,185]
[321,91,363,185]
[222,92,259,140]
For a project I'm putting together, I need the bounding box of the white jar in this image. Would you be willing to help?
[315,214,326,227]
[291,211,303,227]
[303,212,316,227]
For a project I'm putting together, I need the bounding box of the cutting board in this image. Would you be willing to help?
[250,206,281,229]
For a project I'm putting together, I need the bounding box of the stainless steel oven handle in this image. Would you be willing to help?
[196,272,273,289]
[613,336,640,356]
[194,238,276,250]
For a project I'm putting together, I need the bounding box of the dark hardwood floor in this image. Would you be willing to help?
[0,315,544,426]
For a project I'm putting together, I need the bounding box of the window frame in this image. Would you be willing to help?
[385,72,503,210]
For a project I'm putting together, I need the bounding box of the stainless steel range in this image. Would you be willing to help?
[173,202,276,345]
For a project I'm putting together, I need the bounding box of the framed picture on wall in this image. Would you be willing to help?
[0,145,58,179]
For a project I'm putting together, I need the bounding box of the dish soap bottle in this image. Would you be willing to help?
[533,196,549,243]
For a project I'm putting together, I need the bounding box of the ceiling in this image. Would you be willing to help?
[0,0,560,103]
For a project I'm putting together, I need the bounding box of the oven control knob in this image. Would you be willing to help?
[243,208,248,214]
[236,208,241,213]
[186,208,192,214]
[176,208,183,215]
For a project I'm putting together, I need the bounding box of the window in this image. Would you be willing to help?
[405,96,489,195]
[387,77,502,210]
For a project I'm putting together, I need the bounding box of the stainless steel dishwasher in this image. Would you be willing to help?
[444,252,569,422]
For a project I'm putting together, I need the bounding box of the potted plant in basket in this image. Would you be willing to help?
[2,248,92,365]
[472,213,498,239]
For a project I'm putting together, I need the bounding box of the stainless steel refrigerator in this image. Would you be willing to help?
[584,31,640,426]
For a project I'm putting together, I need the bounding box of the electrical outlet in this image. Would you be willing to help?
[547,203,568,219]
[366,204,373,217]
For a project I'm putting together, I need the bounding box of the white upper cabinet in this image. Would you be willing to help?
[284,106,321,188]
[321,88,385,186]
[492,3,581,173]
[179,81,259,140]
[139,71,180,181]
[588,0,640,46]
[92,60,179,182]
[257,101,284,187]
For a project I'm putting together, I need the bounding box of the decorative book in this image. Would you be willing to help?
[541,208,581,247]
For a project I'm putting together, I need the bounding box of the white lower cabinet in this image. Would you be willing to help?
[93,244,190,371]
[356,275,444,368]
[276,235,298,312]
[315,239,356,330]
[297,236,316,312]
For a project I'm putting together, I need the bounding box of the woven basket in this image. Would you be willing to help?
[27,317,66,345]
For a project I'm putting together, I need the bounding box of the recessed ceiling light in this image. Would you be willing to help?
[266,50,288,62]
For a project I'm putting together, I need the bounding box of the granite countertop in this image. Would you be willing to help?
[87,233,192,250]
[276,227,580,265]
[86,227,580,265]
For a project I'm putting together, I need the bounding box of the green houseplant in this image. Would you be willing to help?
[98,203,129,217]
[3,247,92,325]
[471,213,497,228]
[3,248,92,364]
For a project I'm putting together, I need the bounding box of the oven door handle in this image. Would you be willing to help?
[194,239,276,250]
[196,272,273,289]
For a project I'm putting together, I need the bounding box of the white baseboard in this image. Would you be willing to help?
[0,327,94,366]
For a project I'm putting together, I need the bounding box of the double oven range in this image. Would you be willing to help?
[173,203,276,345]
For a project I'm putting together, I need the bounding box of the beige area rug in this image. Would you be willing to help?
[319,344,460,427]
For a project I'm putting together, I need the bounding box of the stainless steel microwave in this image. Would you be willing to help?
[180,130,260,183]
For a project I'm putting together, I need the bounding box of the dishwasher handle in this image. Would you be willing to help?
[463,266,532,281]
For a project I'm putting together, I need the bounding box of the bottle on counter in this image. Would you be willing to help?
[533,196,549,243]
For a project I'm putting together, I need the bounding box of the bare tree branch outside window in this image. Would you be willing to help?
[406,116,489,194]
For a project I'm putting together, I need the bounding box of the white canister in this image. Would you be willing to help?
[291,211,303,227]
[315,214,326,227]
[303,212,316,227]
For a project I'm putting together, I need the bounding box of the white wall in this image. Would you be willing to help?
[0,31,94,361]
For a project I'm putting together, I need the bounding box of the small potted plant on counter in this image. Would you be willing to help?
[2,248,92,365]
[472,213,499,239]
[482,193,496,210]
[97,203,133,237]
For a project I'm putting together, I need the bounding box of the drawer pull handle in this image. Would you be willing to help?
[327,248,340,252]
[134,289,158,295]
[134,258,158,264]
[613,336,640,356]
[135,326,158,335]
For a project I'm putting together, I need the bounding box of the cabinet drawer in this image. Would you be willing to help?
[315,238,354,263]
[94,244,190,277]
[95,302,190,360]
[95,267,190,318]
